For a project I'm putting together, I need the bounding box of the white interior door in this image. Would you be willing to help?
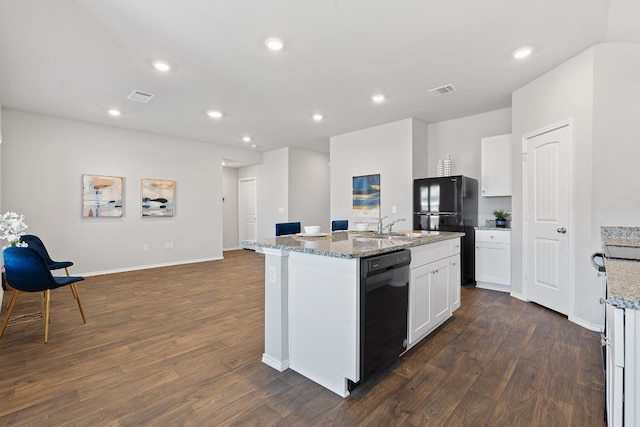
[523,122,572,315]
[239,178,257,241]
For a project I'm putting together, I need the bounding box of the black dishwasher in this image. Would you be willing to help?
[349,249,411,391]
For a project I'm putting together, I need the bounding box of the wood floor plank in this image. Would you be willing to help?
[0,250,605,426]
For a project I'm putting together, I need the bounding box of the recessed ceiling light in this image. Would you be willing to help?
[265,37,284,51]
[108,109,121,117]
[206,110,224,119]
[372,93,386,103]
[251,143,258,148]
[243,136,252,143]
[312,114,324,122]
[152,60,172,72]
[513,47,533,59]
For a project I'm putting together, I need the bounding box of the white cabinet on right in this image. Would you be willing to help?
[481,134,512,197]
[475,229,511,292]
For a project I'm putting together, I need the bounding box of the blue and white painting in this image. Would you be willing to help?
[352,174,380,223]
[82,174,123,217]
[142,179,175,217]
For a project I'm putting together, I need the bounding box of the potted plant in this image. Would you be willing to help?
[492,209,510,228]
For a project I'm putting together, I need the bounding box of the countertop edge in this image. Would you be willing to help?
[240,232,464,259]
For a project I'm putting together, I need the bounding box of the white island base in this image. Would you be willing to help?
[249,233,463,397]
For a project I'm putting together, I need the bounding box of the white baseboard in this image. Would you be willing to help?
[476,281,511,293]
[80,256,224,277]
[262,353,289,372]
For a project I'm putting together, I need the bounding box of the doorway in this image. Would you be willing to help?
[239,177,257,241]
[522,120,573,315]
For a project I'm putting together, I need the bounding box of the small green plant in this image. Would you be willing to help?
[492,209,510,220]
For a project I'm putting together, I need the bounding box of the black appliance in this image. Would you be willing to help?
[349,249,411,391]
[413,175,478,285]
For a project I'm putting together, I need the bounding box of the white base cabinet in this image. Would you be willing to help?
[408,238,461,347]
[605,303,640,426]
[475,229,511,292]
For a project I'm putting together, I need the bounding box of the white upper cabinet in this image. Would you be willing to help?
[481,134,512,197]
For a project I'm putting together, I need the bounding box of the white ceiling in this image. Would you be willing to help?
[0,1,626,155]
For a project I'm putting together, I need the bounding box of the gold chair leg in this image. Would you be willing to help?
[65,268,78,299]
[43,290,51,343]
[71,283,86,323]
[0,290,21,340]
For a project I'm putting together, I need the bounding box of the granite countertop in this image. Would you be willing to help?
[240,230,464,259]
[601,226,640,310]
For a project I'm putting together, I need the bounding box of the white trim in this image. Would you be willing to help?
[521,118,575,317]
[80,256,224,277]
[509,292,527,302]
[569,315,603,333]
[262,354,289,372]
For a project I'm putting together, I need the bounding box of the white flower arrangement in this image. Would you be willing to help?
[0,211,29,248]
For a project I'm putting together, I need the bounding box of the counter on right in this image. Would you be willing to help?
[600,226,640,426]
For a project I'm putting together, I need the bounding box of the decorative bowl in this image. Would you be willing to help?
[355,222,369,231]
[304,225,321,234]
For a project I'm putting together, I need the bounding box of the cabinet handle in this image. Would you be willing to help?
[599,298,609,305]
[600,334,610,347]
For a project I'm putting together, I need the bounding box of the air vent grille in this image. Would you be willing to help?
[428,84,457,96]
[126,90,155,103]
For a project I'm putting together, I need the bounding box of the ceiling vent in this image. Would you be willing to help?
[126,90,155,103]
[428,84,457,96]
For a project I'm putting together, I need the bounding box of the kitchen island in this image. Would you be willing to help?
[600,226,640,426]
[241,230,463,397]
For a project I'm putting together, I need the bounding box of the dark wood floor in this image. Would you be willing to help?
[0,249,605,426]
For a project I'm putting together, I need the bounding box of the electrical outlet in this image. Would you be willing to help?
[169,241,174,249]
[164,242,170,249]
[143,244,149,252]
[392,205,397,213]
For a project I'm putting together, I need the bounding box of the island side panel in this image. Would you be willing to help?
[288,251,359,397]
[262,248,290,371]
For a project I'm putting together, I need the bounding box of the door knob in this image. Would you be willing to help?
[557,227,567,234]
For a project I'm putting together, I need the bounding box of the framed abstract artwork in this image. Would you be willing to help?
[352,174,380,223]
[82,174,123,217]
[141,179,175,217]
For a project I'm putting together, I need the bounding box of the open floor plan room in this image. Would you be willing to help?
[0,250,604,426]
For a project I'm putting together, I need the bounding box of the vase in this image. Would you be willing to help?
[495,219,507,228]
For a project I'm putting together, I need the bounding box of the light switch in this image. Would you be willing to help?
[277,207,285,213]
[392,206,397,213]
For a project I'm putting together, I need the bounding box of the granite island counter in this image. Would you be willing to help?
[600,226,640,424]
[241,230,464,397]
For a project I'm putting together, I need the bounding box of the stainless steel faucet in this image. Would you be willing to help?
[377,216,406,233]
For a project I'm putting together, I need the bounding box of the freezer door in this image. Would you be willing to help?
[414,176,463,214]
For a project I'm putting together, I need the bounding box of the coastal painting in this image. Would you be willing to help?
[82,174,123,217]
[352,174,380,223]
[141,179,175,217]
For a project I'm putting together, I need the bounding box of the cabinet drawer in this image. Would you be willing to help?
[475,230,510,244]
[410,239,450,268]
[449,238,461,255]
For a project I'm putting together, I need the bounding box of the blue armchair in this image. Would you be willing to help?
[20,234,74,276]
[275,222,301,236]
[331,220,349,231]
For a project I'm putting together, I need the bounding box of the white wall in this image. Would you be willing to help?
[222,166,239,249]
[288,147,330,232]
[330,118,422,228]
[426,108,512,224]
[512,47,599,328]
[592,43,640,228]
[238,146,330,237]
[1,109,256,274]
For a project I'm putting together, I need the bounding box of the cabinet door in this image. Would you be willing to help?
[449,254,461,312]
[409,257,450,345]
[431,258,451,327]
[606,304,624,426]
[475,242,510,285]
[481,134,512,197]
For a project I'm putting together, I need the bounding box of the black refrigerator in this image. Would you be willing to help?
[413,175,478,285]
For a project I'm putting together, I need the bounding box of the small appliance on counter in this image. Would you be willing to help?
[413,175,478,285]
